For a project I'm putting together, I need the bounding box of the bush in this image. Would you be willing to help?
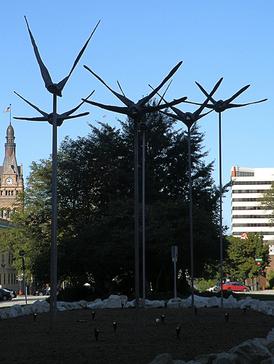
[195,278,218,292]
[267,270,274,289]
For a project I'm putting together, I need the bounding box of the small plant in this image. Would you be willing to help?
[194,278,218,292]
[267,270,274,289]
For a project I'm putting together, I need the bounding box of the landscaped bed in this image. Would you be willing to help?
[1,306,274,364]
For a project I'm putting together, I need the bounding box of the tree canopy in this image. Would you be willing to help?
[7,109,221,295]
[225,233,269,281]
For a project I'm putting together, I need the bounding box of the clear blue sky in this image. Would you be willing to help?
[0,1,273,230]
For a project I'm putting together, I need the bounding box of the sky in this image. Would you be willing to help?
[0,1,273,230]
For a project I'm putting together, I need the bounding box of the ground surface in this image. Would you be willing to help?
[1,307,274,364]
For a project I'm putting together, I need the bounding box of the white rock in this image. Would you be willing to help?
[148,353,174,364]
[9,305,23,317]
[266,328,274,343]
[212,352,238,363]
[222,295,238,308]
[145,299,165,308]
[229,337,271,363]
[167,298,184,308]
[260,358,274,364]
[87,298,104,309]
[206,296,220,308]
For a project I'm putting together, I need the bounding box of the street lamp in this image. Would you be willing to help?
[14,17,99,318]
[82,62,186,305]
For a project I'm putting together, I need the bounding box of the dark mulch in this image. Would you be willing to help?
[1,307,274,364]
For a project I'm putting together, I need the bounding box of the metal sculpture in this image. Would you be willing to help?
[151,78,223,308]
[24,16,100,97]
[15,16,99,318]
[188,81,267,307]
[83,62,187,305]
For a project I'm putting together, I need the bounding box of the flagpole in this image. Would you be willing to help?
[9,104,11,125]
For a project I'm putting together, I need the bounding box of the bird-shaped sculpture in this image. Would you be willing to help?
[82,61,187,120]
[185,81,267,112]
[13,90,94,126]
[152,77,223,128]
[24,16,100,97]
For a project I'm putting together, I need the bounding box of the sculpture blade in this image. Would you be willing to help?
[24,16,53,90]
[193,78,223,117]
[224,98,267,108]
[57,20,101,92]
[226,84,250,104]
[14,91,48,117]
[153,96,188,111]
[195,77,223,105]
[84,65,134,107]
[61,112,90,120]
[13,116,48,122]
[117,80,126,97]
[157,80,172,106]
[60,90,95,118]
[159,110,178,120]
[183,100,215,108]
[82,99,129,114]
[148,83,186,117]
[196,109,213,119]
[138,61,183,106]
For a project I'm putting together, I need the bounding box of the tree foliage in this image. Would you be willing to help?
[225,233,269,280]
[10,109,221,294]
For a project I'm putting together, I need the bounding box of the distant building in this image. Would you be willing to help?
[0,123,24,290]
[231,166,274,258]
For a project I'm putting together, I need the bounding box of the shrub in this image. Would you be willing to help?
[195,278,217,292]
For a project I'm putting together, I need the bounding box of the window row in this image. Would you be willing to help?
[232,189,270,194]
[0,190,19,196]
[232,206,273,210]
[232,223,274,227]
[235,172,255,177]
[232,181,272,185]
[232,215,274,219]
[232,198,265,202]
[0,209,15,219]
[0,272,17,286]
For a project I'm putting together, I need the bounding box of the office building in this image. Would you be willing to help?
[231,166,274,256]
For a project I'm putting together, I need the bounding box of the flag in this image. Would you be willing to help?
[4,106,11,113]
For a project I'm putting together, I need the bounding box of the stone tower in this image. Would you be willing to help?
[0,123,24,219]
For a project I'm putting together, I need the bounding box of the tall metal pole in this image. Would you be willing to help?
[187,126,194,308]
[142,128,146,301]
[218,112,224,307]
[134,120,140,306]
[50,94,58,317]
[22,256,28,305]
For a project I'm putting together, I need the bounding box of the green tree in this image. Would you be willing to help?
[226,233,269,280]
[11,108,221,295]
[262,185,274,222]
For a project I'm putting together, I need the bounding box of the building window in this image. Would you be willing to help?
[232,215,274,219]
[232,189,271,194]
[232,223,274,227]
[232,206,273,210]
[232,198,265,202]
[236,171,255,177]
[232,181,272,186]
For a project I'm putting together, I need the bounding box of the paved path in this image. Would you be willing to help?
[0,295,47,308]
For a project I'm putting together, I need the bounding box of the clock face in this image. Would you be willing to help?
[6,177,12,185]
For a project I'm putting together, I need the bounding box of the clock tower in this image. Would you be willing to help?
[0,123,24,219]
